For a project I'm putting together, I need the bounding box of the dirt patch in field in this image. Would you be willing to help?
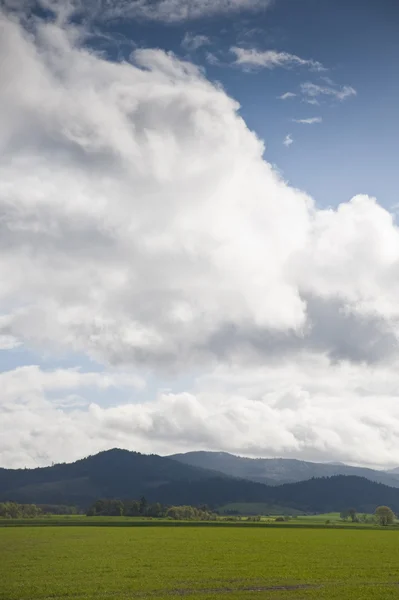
[41,581,399,599]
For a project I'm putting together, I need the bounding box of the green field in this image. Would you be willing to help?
[217,503,303,516]
[1,525,399,599]
[0,515,381,528]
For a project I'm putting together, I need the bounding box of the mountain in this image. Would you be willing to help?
[2,449,399,514]
[386,467,399,475]
[169,451,399,488]
[0,449,225,508]
[149,475,399,515]
[274,475,399,514]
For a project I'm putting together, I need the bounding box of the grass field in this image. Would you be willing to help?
[1,525,399,599]
[0,515,381,528]
[0,512,382,528]
[217,503,303,516]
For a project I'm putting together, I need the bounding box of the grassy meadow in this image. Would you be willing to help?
[1,524,399,599]
[0,511,383,528]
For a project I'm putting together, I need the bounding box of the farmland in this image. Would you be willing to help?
[1,525,399,599]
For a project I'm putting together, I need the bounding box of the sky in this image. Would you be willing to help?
[1,0,399,469]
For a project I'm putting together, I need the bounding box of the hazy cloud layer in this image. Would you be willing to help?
[1,10,399,467]
[3,359,399,469]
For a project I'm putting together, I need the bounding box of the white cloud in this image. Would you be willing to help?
[0,365,144,468]
[303,98,320,106]
[0,364,146,468]
[0,12,313,368]
[293,117,322,125]
[232,47,325,71]
[111,0,273,21]
[0,365,144,398]
[278,92,297,100]
[205,51,222,66]
[3,359,399,469]
[1,11,399,468]
[181,32,211,51]
[283,134,294,147]
[192,357,399,467]
[3,0,272,22]
[0,333,20,350]
[301,81,357,101]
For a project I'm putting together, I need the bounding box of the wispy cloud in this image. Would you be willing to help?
[283,134,294,147]
[301,81,357,102]
[293,117,323,125]
[132,0,274,21]
[232,48,325,71]
[181,32,211,51]
[3,0,274,22]
[205,52,222,66]
[43,0,272,23]
[278,92,297,100]
[303,98,320,106]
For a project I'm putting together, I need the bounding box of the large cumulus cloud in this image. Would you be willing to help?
[1,9,399,468]
[0,12,313,367]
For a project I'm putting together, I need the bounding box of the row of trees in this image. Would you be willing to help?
[340,506,396,526]
[38,504,79,515]
[86,498,215,520]
[0,502,42,519]
[165,505,216,520]
[1,499,396,525]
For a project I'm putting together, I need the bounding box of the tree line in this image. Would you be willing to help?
[86,498,216,520]
[340,506,396,526]
[0,502,42,518]
[1,499,396,526]
[87,499,397,525]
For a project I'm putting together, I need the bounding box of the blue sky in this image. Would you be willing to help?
[94,0,399,209]
[1,0,399,469]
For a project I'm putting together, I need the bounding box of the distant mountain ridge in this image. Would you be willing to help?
[0,449,225,508]
[169,451,399,489]
[152,474,399,515]
[2,449,399,514]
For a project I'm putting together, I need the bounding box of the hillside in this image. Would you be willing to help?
[146,474,399,514]
[0,449,225,507]
[170,451,399,488]
[2,450,399,514]
[387,467,399,475]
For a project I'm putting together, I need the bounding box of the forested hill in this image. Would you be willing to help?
[0,449,225,508]
[148,474,399,514]
[170,451,399,488]
[1,449,399,514]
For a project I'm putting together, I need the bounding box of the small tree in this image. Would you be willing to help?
[375,506,395,526]
[348,508,358,522]
[147,503,163,518]
[139,497,148,516]
[125,500,141,517]
[108,500,124,516]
